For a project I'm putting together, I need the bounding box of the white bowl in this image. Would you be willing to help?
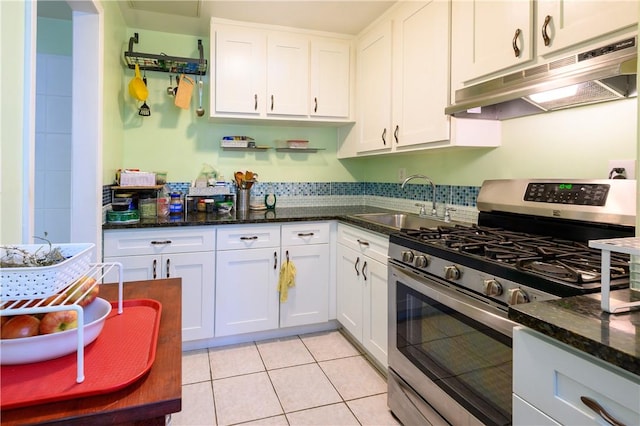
[0,297,112,365]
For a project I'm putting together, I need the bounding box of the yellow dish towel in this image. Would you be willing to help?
[278,259,297,302]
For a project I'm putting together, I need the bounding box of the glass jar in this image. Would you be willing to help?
[169,193,183,215]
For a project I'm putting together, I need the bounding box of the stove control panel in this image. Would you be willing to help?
[524,183,610,206]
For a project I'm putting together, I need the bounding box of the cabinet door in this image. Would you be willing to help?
[279,244,330,328]
[310,39,350,118]
[362,257,388,366]
[393,1,450,148]
[103,255,159,283]
[166,252,215,342]
[356,20,393,154]
[214,26,266,115]
[215,247,279,337]
[266,34,309,116]
[336,244,363,339]
[451,0,533,84]
[536,0,638,56]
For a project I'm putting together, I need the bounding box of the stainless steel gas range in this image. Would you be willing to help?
[387,179,637,426]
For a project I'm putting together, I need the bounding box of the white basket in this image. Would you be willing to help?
[1,243,94,299]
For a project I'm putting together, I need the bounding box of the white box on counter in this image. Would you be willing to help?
[119,171,156,186]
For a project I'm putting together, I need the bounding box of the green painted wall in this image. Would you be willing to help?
[119,29,365,184]
[102,0,127,185]
[1,1,26,244]
[120,28,637,187]
[359,98,638,185]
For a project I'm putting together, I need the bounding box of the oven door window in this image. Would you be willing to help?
[397,283,512,426]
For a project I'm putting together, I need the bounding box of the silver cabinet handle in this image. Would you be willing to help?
[152,259,157,279]
[581,396,626,426]
[240,236,258,241]
[297,232,314,237]
[151,240,172,245]
[355,257,360,276]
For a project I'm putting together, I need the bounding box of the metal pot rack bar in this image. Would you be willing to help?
[124,32,208,75]
[0,262,124,383]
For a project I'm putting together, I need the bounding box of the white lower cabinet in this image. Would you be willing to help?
[336,224,389,366]
[215,222,331,337]
[513,326,640,426]
[103,227,215,342]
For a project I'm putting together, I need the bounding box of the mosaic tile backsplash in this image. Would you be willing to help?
[104,182,482,223]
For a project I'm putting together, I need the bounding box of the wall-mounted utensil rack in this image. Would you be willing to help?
[124,32,207,75]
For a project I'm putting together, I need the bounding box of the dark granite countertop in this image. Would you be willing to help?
[103,205,401,236]
[509,289,640,377]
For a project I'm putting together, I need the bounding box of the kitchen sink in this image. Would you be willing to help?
[349,212,448,230]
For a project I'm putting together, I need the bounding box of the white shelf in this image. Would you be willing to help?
[589,237,640,314]
[275,148,325,153]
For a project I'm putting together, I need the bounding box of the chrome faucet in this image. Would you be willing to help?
[401,174,437,218]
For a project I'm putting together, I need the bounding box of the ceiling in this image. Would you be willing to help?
[118,1,396,36]
[37,1,396,36]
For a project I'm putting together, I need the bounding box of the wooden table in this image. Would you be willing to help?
[1,278,182,425]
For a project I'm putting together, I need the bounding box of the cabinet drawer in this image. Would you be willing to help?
[337,223,389,264]
[513,327,640,426]
[281,222,331,246]
[103,227,215,256]
[217,224,280,250]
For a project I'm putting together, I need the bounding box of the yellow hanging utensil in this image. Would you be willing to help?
[128,64,148,102]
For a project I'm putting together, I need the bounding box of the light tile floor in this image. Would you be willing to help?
[171,330,401,426]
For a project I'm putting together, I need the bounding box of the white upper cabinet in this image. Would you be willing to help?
[210,18,353,124]
[392,0,450,149]
[536,0,638,56]
[451,0,638,87]
[266,34,309,116]
[356,20,393,154]
[451,0,534,84]
[337,0,500,158]
[214,26,266,116]
[310,39,351,118]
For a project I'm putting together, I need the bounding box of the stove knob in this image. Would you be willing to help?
[402,251,415,263]
[508,288,529,305]
[444,265,460,280]
[414,255,429,268]
[483,279,503,296]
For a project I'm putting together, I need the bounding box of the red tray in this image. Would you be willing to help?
[0,299,162,409]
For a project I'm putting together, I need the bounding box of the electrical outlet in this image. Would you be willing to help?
[607,159,636,179]
[398,168,407,182]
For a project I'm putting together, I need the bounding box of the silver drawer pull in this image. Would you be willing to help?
[581,396,626,426]
[356,239,370,247]
[240,236,259,241]
[297,232,314,237]
[151,240,172,245]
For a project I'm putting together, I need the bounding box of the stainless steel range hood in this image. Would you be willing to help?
[445,36,638,120]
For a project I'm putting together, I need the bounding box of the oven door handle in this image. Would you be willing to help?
[391,262,516,338]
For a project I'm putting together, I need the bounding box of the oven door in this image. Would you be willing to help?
[388,261,516,426]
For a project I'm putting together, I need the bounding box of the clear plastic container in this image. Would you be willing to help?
[139,197,157,218]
